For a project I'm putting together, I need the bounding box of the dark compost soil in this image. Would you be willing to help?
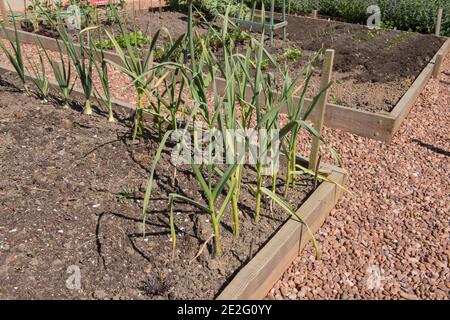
[0,71,315,299]
[87,9,446,113]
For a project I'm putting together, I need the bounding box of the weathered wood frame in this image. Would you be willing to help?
[0,24,448,144]
[214,36,450,144]
[218,160,345,300]
[0,60,346,300]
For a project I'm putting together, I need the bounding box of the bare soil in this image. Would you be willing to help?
[0,71,314,300]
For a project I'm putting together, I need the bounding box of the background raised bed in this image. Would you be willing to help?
[1,9,448,143]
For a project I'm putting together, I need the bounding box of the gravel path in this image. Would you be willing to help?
[268,53,450,300]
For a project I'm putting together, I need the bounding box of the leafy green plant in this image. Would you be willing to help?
[92,35,115,122]
[116,186,135,204]
[41,40,75,109]
[58,26,95,114]
[154,41,183,62]
[193,28,251,53]
[352,28,386,43]
[0,15,29,94]
[278,56,334,198]
[169,164,238,256]
[147,68,186,138]
[260,58,269,70]
[229,28,252,44]
[27,0,61,31]
[105,0,127,25]
[104,8,183,142]
[28,47,49,102]
[66,0,97,27]
[330,92,338,104]
[144,31,187,140]
[385,30,412,49]
[96,31,152,50]
[141,4,246,250]
[282,47,303,61]
[138,3,341,260]
[381,20,395,30]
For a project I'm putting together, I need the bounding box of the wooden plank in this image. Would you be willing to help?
[217,169,345,300]
[0,0,9,26]
[0,25,136,67]
[433,53,444,78]
[390,37,450,136]
[309,49,334,170]
[0,62,142,120]
[435,8,443,37]
[313,100,395,142]
[214,75,396,142]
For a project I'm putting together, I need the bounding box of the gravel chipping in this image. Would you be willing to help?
[268,53,450,300]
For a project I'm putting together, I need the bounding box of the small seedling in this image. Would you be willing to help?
[330,92,338,105]
[58,26,95,115]
[385,30,412,49]
[403,78,413,89]
[41,40,74,109]
[28,47,49,102]
[0,14,29,94]
[260,59,269,70]
[96,31,151,50]
[141,273,170,296]
[116,187,135,204]
[282,47,303,61]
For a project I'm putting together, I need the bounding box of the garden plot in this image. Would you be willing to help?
[6,9,449,142]
[0,2,349,299]
[79,11,448,114]
[0,70,343,299]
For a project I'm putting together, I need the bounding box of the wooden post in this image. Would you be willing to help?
[435,8,443,37]
[282,0,286,40]
[0,0,9,26]
[312,9,318,19]
[309,49,335,171]
[269,0,275,45]
[433,53,444,78]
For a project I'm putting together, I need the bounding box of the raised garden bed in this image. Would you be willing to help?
[2,9,449,143]
[0,69,345,299]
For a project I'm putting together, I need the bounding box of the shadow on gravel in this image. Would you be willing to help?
[412,139,450,157]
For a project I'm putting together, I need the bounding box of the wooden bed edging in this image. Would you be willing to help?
[2,26,448,143]
[0,62,140,121]
[389,37,450,135]
[215,37,450,144]
[217,160,346,300]
[0,26,128,66]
